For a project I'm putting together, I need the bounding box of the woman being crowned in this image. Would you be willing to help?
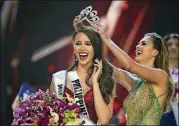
[50,6,115,125]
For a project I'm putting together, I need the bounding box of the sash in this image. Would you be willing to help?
[68,71,90,118]
[52,70,67,96]
[52,70,96,125]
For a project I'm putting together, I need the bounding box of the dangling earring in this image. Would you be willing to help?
[74,53,78,62]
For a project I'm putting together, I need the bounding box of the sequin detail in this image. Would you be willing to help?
[123,80,163,125]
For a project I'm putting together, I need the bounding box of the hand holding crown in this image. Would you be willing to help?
[73,6,110,43]
[73,16,84,31]
[91,21,110,44]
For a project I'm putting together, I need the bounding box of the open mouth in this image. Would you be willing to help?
[136,51,142,57]
[79,52,88,60]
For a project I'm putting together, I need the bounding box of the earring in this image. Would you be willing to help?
[74,53,78,62]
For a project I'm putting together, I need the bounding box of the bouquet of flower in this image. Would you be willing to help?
[11,89,80,126]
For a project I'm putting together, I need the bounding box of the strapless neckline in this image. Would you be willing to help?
[64,86,93,97]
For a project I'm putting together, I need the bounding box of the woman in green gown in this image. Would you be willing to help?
[88,22,174,125]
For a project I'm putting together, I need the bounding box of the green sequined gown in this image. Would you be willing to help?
[123,80,163,125]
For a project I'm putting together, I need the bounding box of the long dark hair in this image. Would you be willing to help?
[68,26,114,104]
[144,33,174,111]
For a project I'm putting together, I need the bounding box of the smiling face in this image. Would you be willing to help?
[73,32,94,66]
[135,36,159,64]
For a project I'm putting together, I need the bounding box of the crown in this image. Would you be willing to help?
[78,6,100,23]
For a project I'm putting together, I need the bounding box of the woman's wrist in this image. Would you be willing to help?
[103,38,111,44]
[93,82,100,90]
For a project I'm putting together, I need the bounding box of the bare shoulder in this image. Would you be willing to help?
[154,68,169,85]
[155,68,168,79]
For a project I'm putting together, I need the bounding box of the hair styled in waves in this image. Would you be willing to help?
[68,26,115,104]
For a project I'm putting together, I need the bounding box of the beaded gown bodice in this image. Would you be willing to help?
[123,80,163,125]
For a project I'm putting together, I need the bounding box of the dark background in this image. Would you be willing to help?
[1,0,179,125]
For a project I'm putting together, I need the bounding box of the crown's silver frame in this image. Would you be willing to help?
[78,6,100,24]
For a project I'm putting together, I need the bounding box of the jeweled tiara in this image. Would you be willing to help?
[78,6,100,23]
